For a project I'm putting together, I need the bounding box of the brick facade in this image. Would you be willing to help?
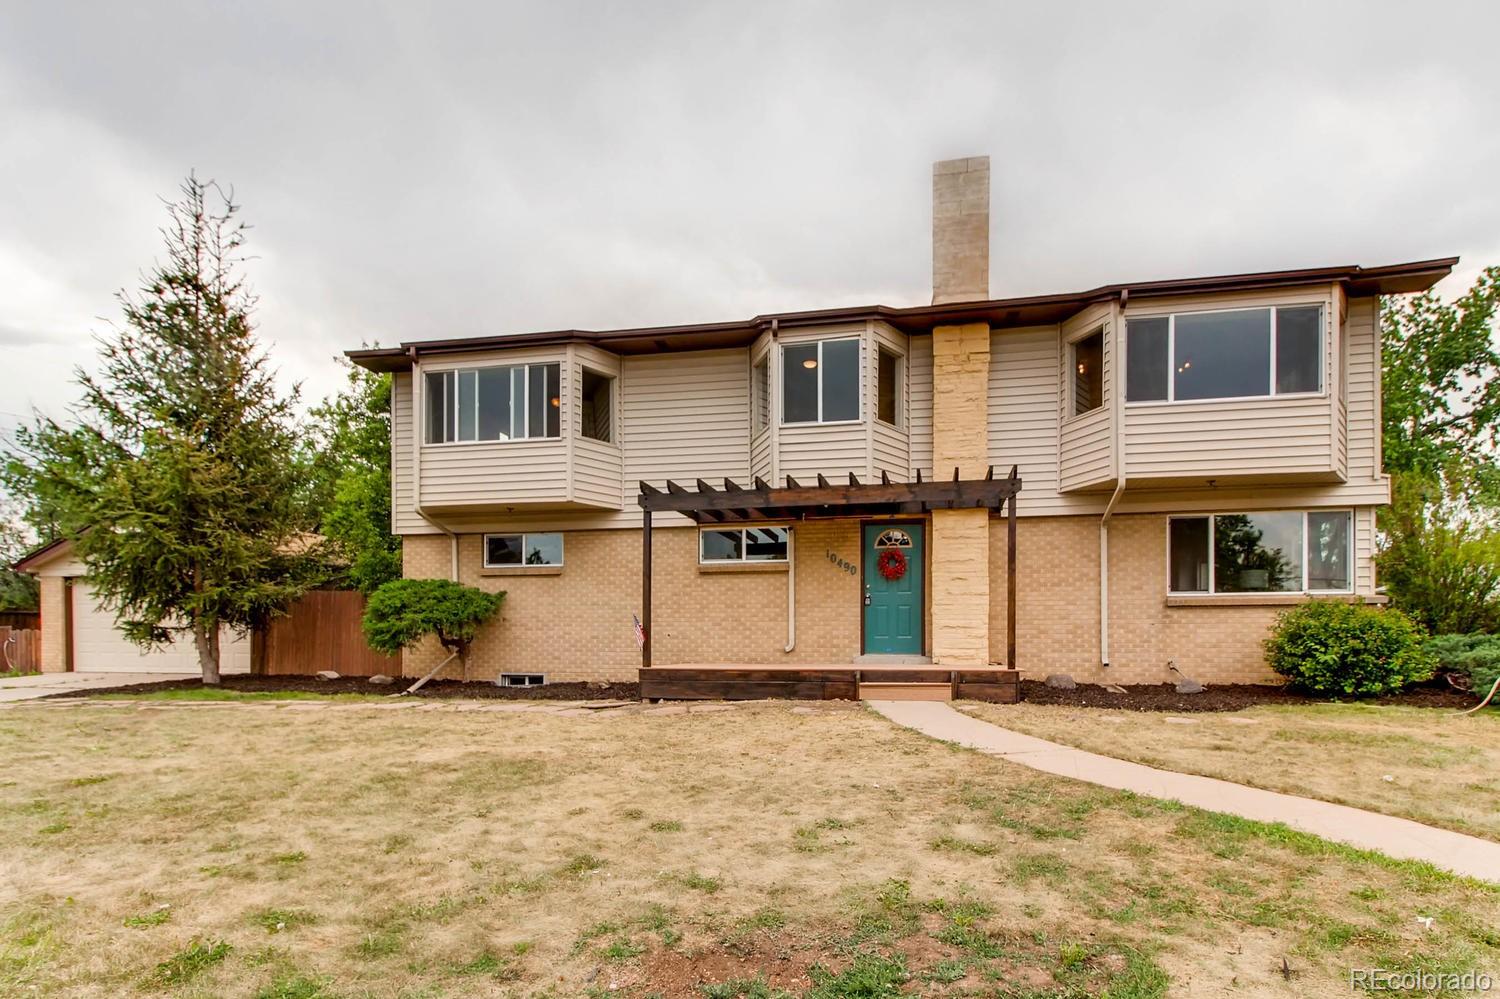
[988,513,1284,685]
[400,520,864,682]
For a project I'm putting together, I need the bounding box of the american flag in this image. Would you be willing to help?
[632,614,646,649]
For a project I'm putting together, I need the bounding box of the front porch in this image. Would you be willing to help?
[636,468,1022,703]
[637,663,1022,703]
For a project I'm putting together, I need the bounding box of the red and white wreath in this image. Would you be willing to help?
[876,548,908,582]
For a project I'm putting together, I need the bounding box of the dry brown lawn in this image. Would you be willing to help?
[964,701,1500,843]
[0,696,1496,998]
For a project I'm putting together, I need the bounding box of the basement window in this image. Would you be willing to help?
[699,526,790,563]
[1168,511,1351,594]
[498,673,545,687]
[484,533,564,567]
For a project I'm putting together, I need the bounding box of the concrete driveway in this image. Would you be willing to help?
[0,672,178,703]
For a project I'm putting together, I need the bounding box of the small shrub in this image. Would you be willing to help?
[1424,633,1500,704]
[362,578,504,658]
[1264,602,1435,697]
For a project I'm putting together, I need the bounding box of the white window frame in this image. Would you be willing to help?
[1065,325,1106,420]
[1165,510,1353,595]
[482,532,565,568]
[780,338,861,426]
[425,362,561,445]
[1125,304,1325,406]
[578,365,616,445]
[751,353,771,435]
[697,526,791,565]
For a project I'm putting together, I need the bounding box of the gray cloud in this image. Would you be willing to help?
[1,0,1497,436]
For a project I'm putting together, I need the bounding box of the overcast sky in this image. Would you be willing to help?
[2,1,1497,434]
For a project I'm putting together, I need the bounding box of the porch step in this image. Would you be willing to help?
[858,681,951,702]
[853,654,933,666]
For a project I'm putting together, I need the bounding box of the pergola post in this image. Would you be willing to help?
[1006,494,1017,670]
[641,509,652,668]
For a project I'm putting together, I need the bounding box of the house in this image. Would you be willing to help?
[348,156,1454,700]
[16,538,252,675]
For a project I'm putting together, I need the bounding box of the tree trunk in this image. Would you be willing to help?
[194,618,221,685]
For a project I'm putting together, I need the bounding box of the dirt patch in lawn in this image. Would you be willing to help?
[43,674,641,701]
[1019,679,1473,712]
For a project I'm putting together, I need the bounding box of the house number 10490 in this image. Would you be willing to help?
[826,550,857,575]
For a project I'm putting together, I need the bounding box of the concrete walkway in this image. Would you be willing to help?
[0,672,179,703]
[871,699,1500,883]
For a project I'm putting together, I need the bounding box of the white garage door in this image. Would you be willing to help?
[70,583,251,674]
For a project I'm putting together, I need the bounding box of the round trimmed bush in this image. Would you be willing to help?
[1263,601,1435,697]
[362,578,504,658]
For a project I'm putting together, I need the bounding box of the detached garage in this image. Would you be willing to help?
[16,539,250,675]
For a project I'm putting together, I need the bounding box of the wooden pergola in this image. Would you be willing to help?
[636,466,1021,669]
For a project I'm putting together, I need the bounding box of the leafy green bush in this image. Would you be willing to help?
[362,578,503,658]
[1423,633,1500,704]
[1263,601,1435,697]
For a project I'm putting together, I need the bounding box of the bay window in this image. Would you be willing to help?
[425,362,561,443]
[783,339,859,424]
[1126,305,1323,403]
[1168,511,1352,594]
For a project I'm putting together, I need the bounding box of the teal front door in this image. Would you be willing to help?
[862,523,924,655]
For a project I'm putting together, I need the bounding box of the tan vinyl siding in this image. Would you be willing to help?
[1345,296,1381,482]
[907,336,933,478]
[1123,397,1335,479]
[623,348,750,490]
[421,438,571,506]
[570,345,624,508]
[390,372,436,534]
[989,327,1060,494]
[1059,408,1114,490]
[779,423,870,481]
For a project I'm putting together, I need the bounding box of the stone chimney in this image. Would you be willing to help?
[931,156,990,305]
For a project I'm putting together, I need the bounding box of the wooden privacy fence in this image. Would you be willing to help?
[254,590,399,677]
[0,625,40,672]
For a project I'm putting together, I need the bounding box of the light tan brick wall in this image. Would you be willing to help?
[931,323,992,477]
[38,576,67,673]
[988,513,1286,685]
[399,521,863,682]
[931,509,990,665]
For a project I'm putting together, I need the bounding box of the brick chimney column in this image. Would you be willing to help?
[929,157,993,666]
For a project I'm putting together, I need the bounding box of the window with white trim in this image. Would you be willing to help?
[425,363,561,443]
[1070,329,1104,416]
[1168,511,1351,594]
[1126,305,1322,403]
[782,339,859,424]
[483,533,564,567]
[752,355,770,434]
[699,526,789,563]
[579,368,614,443]
[877,347,901,426]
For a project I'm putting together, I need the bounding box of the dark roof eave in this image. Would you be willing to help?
[347,257,1457,371]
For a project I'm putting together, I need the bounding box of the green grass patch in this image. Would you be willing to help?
[253,974,336,999]
[806,951,909,997]
[123,906,172,928]
[649,819,684,832]
[148,938,230,986]
[96,688,384,702]
[450,950,516,979]
[253,907,318,934]
[67,774,112,787]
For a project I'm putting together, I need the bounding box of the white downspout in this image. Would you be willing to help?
[784,527,796,653]
[1100,292,1128,668]
[410,349,459,582]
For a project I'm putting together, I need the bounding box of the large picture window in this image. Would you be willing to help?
[1126,305,1323,403]
[699,526,789,564]
[484,533,563,567]
[782,339,859,424]
[1168,511,1352,594]
[425,362,561,443]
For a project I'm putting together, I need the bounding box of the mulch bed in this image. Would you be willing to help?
[1017,679,1475,713]
[43,674,641,701]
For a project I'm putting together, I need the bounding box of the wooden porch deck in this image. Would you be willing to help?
[638,665,1021,703]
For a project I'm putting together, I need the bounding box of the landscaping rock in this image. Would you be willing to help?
[367,674,395,685]
[315,670,340,681]
[1102,684,1128,695]
[1174,678,1206,694]
[1044,674,1076,690]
